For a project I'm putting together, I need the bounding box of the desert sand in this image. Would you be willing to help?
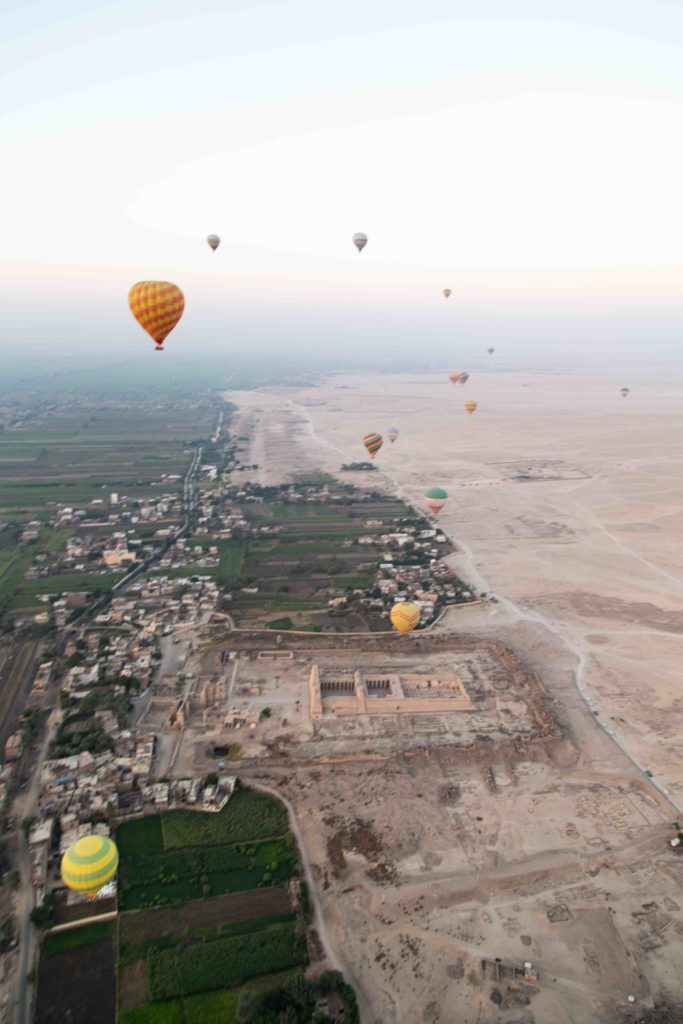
[219,369,683,1023]
[228,369,683,805]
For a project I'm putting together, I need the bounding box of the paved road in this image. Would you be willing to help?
[14,712,59,1024]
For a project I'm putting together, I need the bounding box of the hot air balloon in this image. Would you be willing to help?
[464,401,478,415]
[620,387,630,398]
[390,601,420,635]
[207,234,220,251]
[352,232,368,253]
[424,487,448,517]
[61,834,118,897]
[443,288,452,299]
[487,347,495,355]
[386,426,399,444]
[362,433,383,458]
[128,282,184,351]
[449,371,469,385]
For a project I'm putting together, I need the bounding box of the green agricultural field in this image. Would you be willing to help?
[116,789,293,909]
[216,540,246,581]
[181,989,239,1024]
[119,989,238,1024]
[119,912,296,966]
[115,787,312,1021]
[0,402,218,566]
[116,815,163,857]
[17,571,122,595]
[40,527,75,553]
[42,920,114,956]
[160,789,288,850]
[117,789,288,857]
[117,841,295,911]
[148,922,306,1000]
[260,538,351,556]
[119,1002,182,1024]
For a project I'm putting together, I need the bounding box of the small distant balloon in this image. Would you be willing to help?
[443,288,452,299]
[362,432,383,458]
[352,232,368,253]
[390,602,420,635]
[487,347,495,355]
[128,282,185,351]
[464,400,478,415]
[449,371,469,385]
[620,387,630,398]
[386,426,399,444]
[207,234,220,251]
[424,487,448,517]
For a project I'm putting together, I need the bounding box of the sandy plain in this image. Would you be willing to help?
[218,370,683,1023]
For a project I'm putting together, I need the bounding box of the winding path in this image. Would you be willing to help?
[245,779,372,1022]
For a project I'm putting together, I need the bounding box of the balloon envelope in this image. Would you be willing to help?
[128,282,184,350]
[487,347,495,354]
[61,835,118,895]
[390,602,420,635]
[207,234,220,251]
[352,232,368,252]
[362,432,383,458]
[424,486,448,516]
[620,387,630,397]
[443,288,451,298]
[386,426,399,443]
[465,401,478,415]
[449,371,468,385]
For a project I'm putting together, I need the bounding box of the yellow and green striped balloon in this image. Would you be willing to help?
[61,835,119,895]
[362,433,383,458]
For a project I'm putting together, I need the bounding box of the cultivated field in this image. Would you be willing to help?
[116,786,308,1022]
[0,399,217,615]
[227,490,444,629]
[34,927,116,1024]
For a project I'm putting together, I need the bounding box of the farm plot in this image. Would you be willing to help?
[42,919,114,955]
[223,491,431,627]
[34,933,115,1024]
[160,788,288,849]
[117,836,295,910]
[120,887,292,947]
[0,400,218,613]
[116,790,293,909]
[120,990,239,1024]
[147,922,306,999]
[116,787,309,1020]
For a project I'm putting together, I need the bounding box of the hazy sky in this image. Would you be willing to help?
[3,0,683,359]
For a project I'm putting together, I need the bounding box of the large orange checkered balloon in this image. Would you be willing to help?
[128,281,185,350]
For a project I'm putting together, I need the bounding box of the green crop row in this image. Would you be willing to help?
[42,920,114,956]
[148,923,306,1000]
[119,913,296,967]
[119,989,239,1024]
[160,790,288,851]
[120,838,293,885]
